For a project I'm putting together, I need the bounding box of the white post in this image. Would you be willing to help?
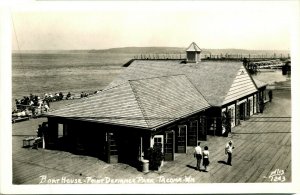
[42,136,45,149]
[140,136,143,161]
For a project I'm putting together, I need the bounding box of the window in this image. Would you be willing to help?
[58,123,63,138]
[209,118,217,136]
[230,109,235,126]
[154,137,162,144]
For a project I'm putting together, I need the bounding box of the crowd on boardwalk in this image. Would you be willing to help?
[12,90,100,120]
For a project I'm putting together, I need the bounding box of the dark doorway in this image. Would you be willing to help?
[176,125,187,153]
[164,130,175,161]
[239,103,246,120]
[187,120,198,146]
[198,116,207,141]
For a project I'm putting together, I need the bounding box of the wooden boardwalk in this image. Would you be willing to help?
[12,88,291,184]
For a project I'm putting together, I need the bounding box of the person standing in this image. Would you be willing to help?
[259,99,264,113]
[202,146,210,172]
[225,140,235,166]
[268,90,273,103]
[194,142,202,171]
[32,125,43,150]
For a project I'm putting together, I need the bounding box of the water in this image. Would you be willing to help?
[252,69,287,84]
[12,52,288,108]
[12,52,132,102]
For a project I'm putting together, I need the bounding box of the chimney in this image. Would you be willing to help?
[186,42,202,63]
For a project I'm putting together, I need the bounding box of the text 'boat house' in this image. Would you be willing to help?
[44,42,268,165]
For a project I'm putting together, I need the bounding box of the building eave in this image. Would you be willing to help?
[45,114,153,131]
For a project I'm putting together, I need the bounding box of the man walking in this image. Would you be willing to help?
[225,140,235,166]
[194,142,202,171]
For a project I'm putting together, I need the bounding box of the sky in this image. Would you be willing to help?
[10,1,298,51]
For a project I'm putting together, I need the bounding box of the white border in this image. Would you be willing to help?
[1,1,300,194]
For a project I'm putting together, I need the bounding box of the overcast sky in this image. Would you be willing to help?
[11,1,298,51]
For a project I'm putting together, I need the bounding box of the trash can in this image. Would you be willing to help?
[141,159,149,173]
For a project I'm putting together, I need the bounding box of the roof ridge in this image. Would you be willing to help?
[101,81,129,92]
[128,74,186,82]
[182,75,212,107]
[128,81,151,129]
[186,42,201,52]
[242,63,260,89]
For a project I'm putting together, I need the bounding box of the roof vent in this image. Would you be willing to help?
[186,42,202,63]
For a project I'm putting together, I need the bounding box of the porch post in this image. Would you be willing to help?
[139,136,143,161]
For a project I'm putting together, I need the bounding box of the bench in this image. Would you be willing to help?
[22,137,35,147]
[12,116,30,123]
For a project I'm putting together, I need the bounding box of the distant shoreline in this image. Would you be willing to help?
[12,47,290,55]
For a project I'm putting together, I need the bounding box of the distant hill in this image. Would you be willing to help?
[13,47,290,56]
[90,47,186,54]
[89,47,290,56]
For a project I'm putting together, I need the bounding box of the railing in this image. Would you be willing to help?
[131,53,290,61]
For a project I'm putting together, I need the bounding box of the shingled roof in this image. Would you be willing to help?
[252,78,268,88]
[106,60,257,106]
[186,42,202,52]
[47,75,210,130]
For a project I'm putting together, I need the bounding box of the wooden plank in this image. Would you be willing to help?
[211,139,253,182]
[255,145,286,182]
[242,143,276,182]
[225,141,267,183]
[209,138,248,176]
[280,132,291,146]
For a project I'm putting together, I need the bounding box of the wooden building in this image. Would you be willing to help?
[45,42,267,165]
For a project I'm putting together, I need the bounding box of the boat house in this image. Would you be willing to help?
[44,42,268,165]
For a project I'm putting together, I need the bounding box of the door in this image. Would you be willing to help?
[164,131,175,161]
[246,99,251,119]
[153,135,163,152]
[106,132,118,164]
[239,103,245,120]
[198,116,207,141]
[228,106,235,128]
[188,120,198,146]
[176,125,187,153]
[236,103,240,125]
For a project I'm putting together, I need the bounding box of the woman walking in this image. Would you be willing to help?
[202,146,210,172]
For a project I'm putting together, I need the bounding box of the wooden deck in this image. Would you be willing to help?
[12,89,291,184]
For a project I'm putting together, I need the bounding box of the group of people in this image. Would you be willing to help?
[80,92,90,98]
[44,92,64,102]
[14,94,51,117]
[194,140,235,172]
[81,90,101,98]
[13,90,102,120]
[13,92,73,116]
[194,142,210,172]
